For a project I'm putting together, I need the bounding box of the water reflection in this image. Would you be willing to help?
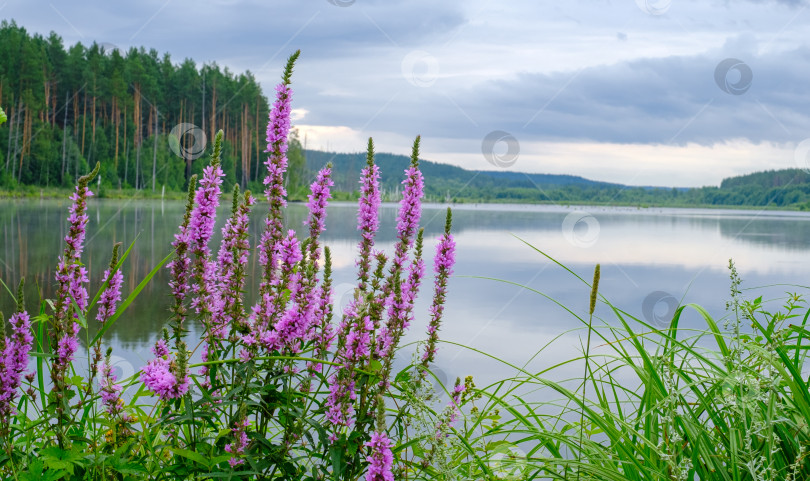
[1,200,809,385]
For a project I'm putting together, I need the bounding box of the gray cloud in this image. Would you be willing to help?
[5,0,810,184]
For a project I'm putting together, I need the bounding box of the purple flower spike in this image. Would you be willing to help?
[254,55,298,331]
[365,431,394,481]
[140,356,189,401]
[0,308,33,418]
[305,165,334,263]
[215,189,255,338]
[97,267,124,326]
[422,208,456,367]
[356,139,381,291]
[53,164,98,380]
[225,416,250,467]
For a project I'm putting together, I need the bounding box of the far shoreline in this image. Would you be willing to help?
[3,186,810,214]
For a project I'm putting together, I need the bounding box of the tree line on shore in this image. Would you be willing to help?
[0,20,307,196]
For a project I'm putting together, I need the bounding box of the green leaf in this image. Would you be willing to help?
[40,446,81,474]
[112,463,149,476]
[171,447,211,468]
[368,360,383,374]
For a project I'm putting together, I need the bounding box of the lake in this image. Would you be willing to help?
[2,198,809,393]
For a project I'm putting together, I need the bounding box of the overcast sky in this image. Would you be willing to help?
[4,0,810,187]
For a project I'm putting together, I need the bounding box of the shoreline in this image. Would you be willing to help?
[3,186,809,213]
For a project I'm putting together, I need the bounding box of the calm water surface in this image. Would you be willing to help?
[2,199,809,389]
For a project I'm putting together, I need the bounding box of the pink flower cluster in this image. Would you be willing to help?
[305,165,334,263]
[140,339,189,401]
[422,210,457,366]
[365,431,394,481]
[225,417,250,467]
[54,182,94,368]
[99,358,131,422]
[215,190,255,336]
[97,267,124,325]
[0,310,33,417]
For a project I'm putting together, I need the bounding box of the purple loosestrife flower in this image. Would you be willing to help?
[259,231,311,353]
[215,188,255,337]
[305,165,333,265]
[167,176,197,337]
[141,334,189,401]
[153,338,170,358]
[365,431,394,481]
[345,314,374,363]
[308,247,334,375]
[356,139,381,291]
[254,51,299,331]
[99,362,123,415]
[431,379,466,447]
[90,244,124,386]
[189,162,225,319]
[449,381,465,424]
[422,208,456,367]
[391,137,424,272]
[141,358,189,401]
[0,284,33,419]
[377,137,424,361]
[378,230,424,362]
[97,267,124,326]
[189,133,225,383]
[99,350,131,421]
[325,376,357,429]
[51,164,99,444]
[225,416,250,467]
[53,164,99,372]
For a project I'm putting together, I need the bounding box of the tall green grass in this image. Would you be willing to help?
[436,240,810,481]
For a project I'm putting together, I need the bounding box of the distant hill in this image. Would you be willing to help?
[305,150,622,198]
[306,149,810,210]
[720,169,810,189]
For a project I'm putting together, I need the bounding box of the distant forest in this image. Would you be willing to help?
[3,20,810,210]
[0,21,307,196]
[308,150,810,210]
